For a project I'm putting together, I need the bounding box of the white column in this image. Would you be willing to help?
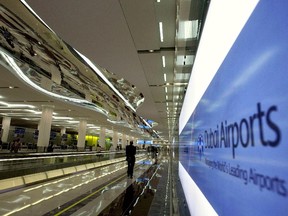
[1,117,11,143]
[37,105,54,152]
[99,127,106,149]
[122,134,127,147]
[112,131,118,150]
[60,127,66,145]
[77,120,87,151]
[60,127,66,135]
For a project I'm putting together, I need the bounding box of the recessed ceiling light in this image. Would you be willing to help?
[162,56,166,67]
[159,22,163,42]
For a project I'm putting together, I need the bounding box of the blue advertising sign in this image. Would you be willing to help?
[179,1,288,216]
[14,127,25,138]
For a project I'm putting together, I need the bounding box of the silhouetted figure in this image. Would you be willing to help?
[10,138,21,153]
[47,143,54,152]
[96,144,102,152]
[151,146,158,159]
[126,141,136,178]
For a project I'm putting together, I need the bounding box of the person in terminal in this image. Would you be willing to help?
[10,138,21,153]
[126,141,136,178]
[47,142,54,152]
[96,144,102,152]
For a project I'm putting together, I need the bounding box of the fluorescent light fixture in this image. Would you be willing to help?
[165,87,168,93]
[22,118,39,120]
[0,101,35,108]
[162,56,166,67]
[166,95,168,100]
[179,0,259,133]
[174,82,188,86]
[183,20,199,39]
[164,73,167,82]
[89,126,100,129]
[27,110,42,114]
[157,0,160,2]
[67,120,80,124]
[87,124,96,126]
[159,22,163,42]
[53,116,73,120]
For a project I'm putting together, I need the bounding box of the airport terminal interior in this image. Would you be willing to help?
[0,0,203,215]
[0,0,287,216]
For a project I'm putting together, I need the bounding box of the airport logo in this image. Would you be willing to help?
[197,102,281,158]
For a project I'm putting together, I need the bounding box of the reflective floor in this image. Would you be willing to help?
[0,150,130,180]
[0,154,169,216]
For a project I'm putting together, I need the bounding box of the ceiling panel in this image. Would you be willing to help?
[155,0,176,48]
[120,0,160,51]
[0,0,209,143]
[139,52,163,86]
[150,86,165,103]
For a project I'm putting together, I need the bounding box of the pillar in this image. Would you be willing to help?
[60,127,66,135]
[37,105,54,152]
[112,131,118,150]
[60,127,66,145]
[122,134,127,146]
[1,117,11,143]
[77,120,87,151]
[99,127,106,149]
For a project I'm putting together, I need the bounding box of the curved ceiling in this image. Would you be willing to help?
[0,0,209,143]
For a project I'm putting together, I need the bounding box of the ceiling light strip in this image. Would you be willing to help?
[74,49,136,112]
[159,22,164,42]
[0,101,35,108]
[162,56,166,67]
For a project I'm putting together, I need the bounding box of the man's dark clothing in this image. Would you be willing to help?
[126,144,136,178]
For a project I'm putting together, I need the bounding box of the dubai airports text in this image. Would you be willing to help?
[202,103,281,158]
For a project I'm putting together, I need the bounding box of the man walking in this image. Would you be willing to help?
[126,141,136,178]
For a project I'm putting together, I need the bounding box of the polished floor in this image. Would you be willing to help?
[0,152,171,216]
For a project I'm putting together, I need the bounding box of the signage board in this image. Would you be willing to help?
[179,1,288,215]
